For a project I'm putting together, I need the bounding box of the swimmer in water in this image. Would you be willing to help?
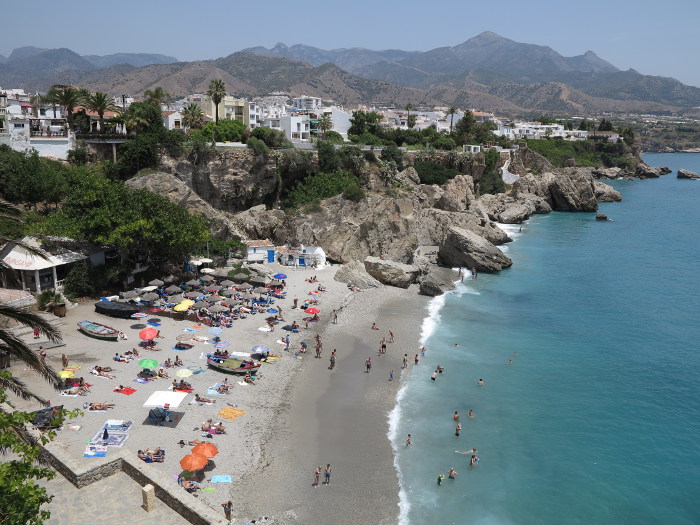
[477,378,484,386]
[470,455,479,467]
[455,448,477,455]
[468,409,474,417]
[448,467,458,479]
[437,474,445,486]
[453,411,459,421]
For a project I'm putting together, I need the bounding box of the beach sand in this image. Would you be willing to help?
[9,262,429,523]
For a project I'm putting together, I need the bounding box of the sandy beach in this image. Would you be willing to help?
[10,262,430,523]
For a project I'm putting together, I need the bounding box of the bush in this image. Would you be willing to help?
[413,161,460,185]
[247,137,269,157]
[322,131,345,144]
[63,261,97,298]
[251,127,292,148]
[342,183,365,202]
[381,143,404,170]
[317,141,340,173]
[67,148,88,166]
[282,171,359,208]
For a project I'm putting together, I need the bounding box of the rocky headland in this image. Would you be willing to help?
[130,145,666,296]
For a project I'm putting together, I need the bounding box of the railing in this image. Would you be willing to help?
[30,130,68,137]
[75,133,129,141]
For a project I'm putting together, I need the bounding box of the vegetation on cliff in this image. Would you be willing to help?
[525,138,638,169]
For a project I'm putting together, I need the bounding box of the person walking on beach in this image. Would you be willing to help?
[402,354,408,369]
[333,310,338,324]
[471,267,477,280]
[324,464,332,485]
[389,330,394,343]
[61,353,69,369]
[38,346,46,365]
[379,338,387,354]
[455,422,462,436]
[33,327,40,340]
[329,349,336,370]
[414,354,419,365]
[313,466,321,487]
[365,357,372,373]
[293,297,298,309]
[389,370,394,381]
[221,501,233,521]
[420,346,426,357]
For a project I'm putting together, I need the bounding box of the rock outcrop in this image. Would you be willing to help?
[677,168,700,179]
[235,205,285,240]
[434,175,477,212]
[419,269,456,296]
[334,260,382,289]
[513,168,598,212]
[592,167,623,179]
[438,226,512,271]
[125,172,244,239]
[635,163,671,179]
[364,257,420,288]
[593,181,623,202]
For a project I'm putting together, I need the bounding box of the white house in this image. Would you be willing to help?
[276,245,326,268]
[245,239,276,263]
[292,95,323,111]
[162,111,184,131]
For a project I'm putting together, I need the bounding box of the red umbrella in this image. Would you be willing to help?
[180,453,208,471]
[192,442,219,458]
[305,307,321,315]
[139,327,159,340]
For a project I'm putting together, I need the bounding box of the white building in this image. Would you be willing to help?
[0,92,10,146]
[162,111,184,131]
[292,95,323,111]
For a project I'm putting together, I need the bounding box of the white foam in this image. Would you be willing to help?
[388,382,410,525]
[420,292,446,345]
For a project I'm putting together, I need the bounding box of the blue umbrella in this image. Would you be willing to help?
[267,308,278,314]
[251,345,270,354]
[208,327,223,335]
[273,273,287,280]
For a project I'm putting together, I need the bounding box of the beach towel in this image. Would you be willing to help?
[87,409,108,413]
[147,322,161,327]
[258,326,272,332]
[84,445,107,458]
[201,488,216,492]
[59,392,79,397]
[207,384,229,396]
[183,328,196,332]
[237,381,247,386]
[134,377,154,384]
[90,431,129,447]
[189,400,215,405]
[218,407,246,421]
[64,365,82,371]
[210,475,232,483]
[114,387,136,395]
[103,420,133,432]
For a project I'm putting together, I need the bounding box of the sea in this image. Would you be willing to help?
[390,153,700,525]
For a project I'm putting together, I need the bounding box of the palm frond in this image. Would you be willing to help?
[0,406,56,466]
[0,305,61,344]
[0,375,49,405]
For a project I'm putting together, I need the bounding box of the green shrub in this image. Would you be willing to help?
[413,161,460,185]
[381,143,404,170]
[247,137,270,157]
[317,140,340,173]
[342,183,365,202]
[251,127,292,148]
[282,171,358,208]
[63,261,97,298]
[67,148,88,166]
[322,131,345,144]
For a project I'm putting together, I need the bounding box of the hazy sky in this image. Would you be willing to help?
[4,0,699,87]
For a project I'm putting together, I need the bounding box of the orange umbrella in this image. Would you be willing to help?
[139,327,159,340]
[192,442,219,458]
[180,453,208,471]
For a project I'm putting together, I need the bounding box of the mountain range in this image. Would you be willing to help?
[2,33,700,115]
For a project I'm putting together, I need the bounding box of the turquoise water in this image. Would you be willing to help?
[392,153,700,525]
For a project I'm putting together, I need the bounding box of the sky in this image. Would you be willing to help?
[3,0,700,87]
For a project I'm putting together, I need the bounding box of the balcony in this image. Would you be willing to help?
[31,130,67,138]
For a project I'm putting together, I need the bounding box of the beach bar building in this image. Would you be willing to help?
[0,237,92,292]
[245,239,276,263]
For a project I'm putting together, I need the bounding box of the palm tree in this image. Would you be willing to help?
[447,106,458,133]
[317,113,333,136]
[207,79,226,124]
[43,89,59,118]
[123,104,152,134]
[143,86,171,108]
[50,86,85,131]
[85,92,119,133]
[181,103,205,131]
[404,103,414,129]
[0,201,62,403]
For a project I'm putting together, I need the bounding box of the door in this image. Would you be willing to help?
[267,250,275,263]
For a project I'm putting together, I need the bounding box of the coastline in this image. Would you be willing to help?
[233,283,430,524]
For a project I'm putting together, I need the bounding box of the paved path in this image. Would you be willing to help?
[39,471,191,524]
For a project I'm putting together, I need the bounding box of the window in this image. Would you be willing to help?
[174,120,181,129]
[14,123,24,128]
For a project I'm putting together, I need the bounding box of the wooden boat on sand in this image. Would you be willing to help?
[77,320,120,341]
[206,355,261,375]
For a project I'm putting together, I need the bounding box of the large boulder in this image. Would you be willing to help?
[395,167,421,189]
[677,168,700,180]
[593,181,622,202]
[419,269,456,296]
[235,205,285,240]
[478,194,536,224]
[334,260,382,289]
[125,172,243,239]
[364,257,420,288]
[438,226,512,271]
[513,169,598,212]
[592,167,623,179]
[434,175,476,212]
[635,163,671,179]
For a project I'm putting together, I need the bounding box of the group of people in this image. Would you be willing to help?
[312,464,332,487]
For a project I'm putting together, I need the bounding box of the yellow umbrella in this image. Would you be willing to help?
[173,299,195,312]
[58,370,74,378]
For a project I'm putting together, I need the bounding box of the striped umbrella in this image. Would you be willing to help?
[208,327,223,335]
[131,312,148,319]
[215,341,230,348]
[251,345,269,354]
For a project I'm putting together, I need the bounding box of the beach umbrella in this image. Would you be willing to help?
[233,272,248,282]
[238,283,253,290]
[200,274,215,282]
[176,368,193,378]
[168,294,184,304]
[165,285,181,294]
[213,268,230,278]
[222,299,242,307]
[209,327,223,335]
[130,323,147,329]
[220,279,234,287]
[251,345,269,354]
[215,341,230,348]
[184,291,200,299]
[162,275,177,283]
[176,333,194,342]
[149,279,165,287]
[142,292,159,302]
[200,268,215,274]
[192,442,219,458]
[58,370,74,378]
[180,453,208,471]
[249,277,267,285]
[266,308,278,314]
[253,287,268,294]
[139,327,159,340]
[273,273,287,280]
[138,359,159,369]
[186,279,200,287]
[148,307,164,313]
[131,312,148,319]
[305,307,321,315]
[209,304,228,313]
[174,299,195,312]
[205,284,222,293]
[140,285,157,292]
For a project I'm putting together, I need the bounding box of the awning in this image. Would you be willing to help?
[142,391,188,409]
[3,240,87,271]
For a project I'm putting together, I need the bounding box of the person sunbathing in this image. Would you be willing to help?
[131,347,140,357]
[89,402,114,410]
[181,479,201,493]
[138,449,164,462]
[317,284,327,292]
[201,419,213,432]
[244,372,256,385]
[94,365,115,372]
[195,393,215,404]
[214,422,226,434]
[177,380,192,390]
[174,356,183,366]
[311,313,320,322]
[91,368,115,379]
[63,385,90,396]
[157,368,169,378]
[216,383,230,394]
[163,358,173,368]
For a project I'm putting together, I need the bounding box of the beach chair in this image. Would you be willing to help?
[147,407,170,426]
[100,296,111,302]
